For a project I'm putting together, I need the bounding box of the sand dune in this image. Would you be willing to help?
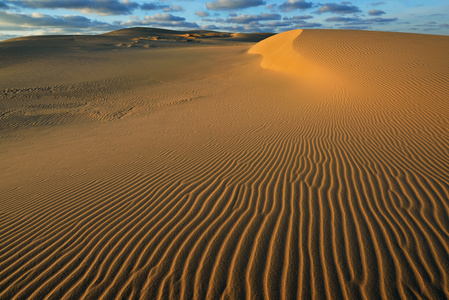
[1,28,449,299]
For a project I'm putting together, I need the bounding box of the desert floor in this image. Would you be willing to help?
[1,28,449,299]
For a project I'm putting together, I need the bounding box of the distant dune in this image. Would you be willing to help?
[1,28,448,299]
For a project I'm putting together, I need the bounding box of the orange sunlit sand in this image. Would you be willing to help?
[1,27,448,299]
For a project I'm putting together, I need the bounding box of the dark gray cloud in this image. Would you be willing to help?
[120,13,199,28]
[214,11,322,32]
[339,25,370,30]
[195,11,210,17]
[264,19,322,29]
[206,0,266,10]
[201,24,219,30]
[203,9,322,32]
[298,22,322,28]
[0,11,119,30]
[283,15,313,20]
[368,9,385,16]
[367,17,398,23]
[220,25,245,31]
[8,0,139,15]
[0,33,17,40]
[325,14,398,28]
[325,16,360,22]
[144,13,185,22]
[292,15,313,20]
[415,22,449,32]
[153,21,199,28]
[279,0,313,12]
[325,13,398,30]
[163,5,184,12]
[0,24,25,31]
[318,2,361,14]
[226,13,281,24]
[263,21,292,27]
[416,22,437,27]
[140,3,184,12]
[140,2,170,11]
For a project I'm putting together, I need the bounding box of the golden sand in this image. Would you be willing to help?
[1,28,448,299]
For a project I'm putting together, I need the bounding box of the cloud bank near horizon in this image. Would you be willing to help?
[0,0,448,40]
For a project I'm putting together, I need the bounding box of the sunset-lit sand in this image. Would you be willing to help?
[1,28,448,299]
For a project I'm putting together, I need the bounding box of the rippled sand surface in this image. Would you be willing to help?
[1,28,448,299]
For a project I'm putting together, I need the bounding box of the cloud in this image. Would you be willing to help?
[325,15,398,27]
[414,22,449,32]
[201,24,219,30]
[211,12,322,32]
[339,25,370,30]
[0,1,9,9]
[318,2,361,14]
[164,4,184,12]
[324,12,399,29]
[283,15,313,20]
[297,22,322,28]
[206,0,266,10]
[263,21,292,27]
[0,24,26,31]
[0,11,119,30]
[368,9,385,16]
[8,0,139,15]
[120,13,199,29]
[220,25,245,31]
[0,33,18,41]
[156,21,199,28]
[140,2,169,10]
[195,11,209,17]
[144,13,184,22]
[416,22,437,28]
[367,17,398,23]
[325,16,360,22]
[264,19,322,29]
[226,13,281,24]
[292,15,313,20]
[370,1,385,6]
[279,0,313,12]
[140,3,184,12]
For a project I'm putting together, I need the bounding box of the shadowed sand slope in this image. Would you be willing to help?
[1,29,449,299]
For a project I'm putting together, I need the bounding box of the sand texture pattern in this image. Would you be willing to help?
[1,28,449,299]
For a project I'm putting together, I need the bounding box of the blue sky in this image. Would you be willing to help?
[0,0,448,40]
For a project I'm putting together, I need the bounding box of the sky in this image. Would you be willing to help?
[0,0,448,40]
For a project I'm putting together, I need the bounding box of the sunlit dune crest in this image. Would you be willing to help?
[1,28,448,299]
